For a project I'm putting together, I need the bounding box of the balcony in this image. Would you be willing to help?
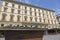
[0,23,48,30]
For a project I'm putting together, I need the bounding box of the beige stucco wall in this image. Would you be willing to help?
[0,0,59,28]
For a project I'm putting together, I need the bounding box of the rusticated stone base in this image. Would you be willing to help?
[4,30,43,40]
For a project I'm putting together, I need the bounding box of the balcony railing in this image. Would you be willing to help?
[0,24,59,30]
[0,24,48,30]
[47,24,60,29]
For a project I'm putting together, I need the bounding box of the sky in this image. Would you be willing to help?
[0,0,60,15]
[17,0,60,15]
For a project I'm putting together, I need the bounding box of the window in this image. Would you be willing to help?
[24,16,27,21]
[51,20,53,24]
[39,18,41,22]
[25,10,27,15]
[35,18,37,22]
[30,17,32,21]
[2,14,7,21]
[48,20,50,23]
[39,13,40,16]
[9,24,12,27]
[12,4,14,7]
[30,8,31,11]
[47,15,48,18]
[34,9,36,11]
[4,7,7,12]
[17,25,19,27]
[18,10,20,14]
[25,7,27,10]
[5,2,8,6]
[30,25,32,27]
[18,5,20,8]
[35,12,36,16]
[44,19,45,22]
[30,12,32,16]
[38,10,40,12]
[25,25,27,27]
[1,24,4,27]
[10,15,14,21]
[54,20,57,24]
[11,9,14,13]
[17,16,20,21]
[43,13,44,17]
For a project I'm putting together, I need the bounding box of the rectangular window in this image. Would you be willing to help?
[12,4,14,7]
[35,12,36,16]
[39,18,41,22]
[10,15,14,21]
[25,10,27,15]
[2,15,6,21]
[48,20,49,23]
[18,10,20,14]
[44,19,45,22]
[39,13,40,16]
[51,20,53,24]
[54,20,56,24]
[17,16,20,21]
[43,13,44,17]
[1,24,4,27]
[35,18,37,22]
[47,15,48,18]
[25,18,27,21]
[4,7,7,12]
[18,5,20,8]
[25,7,27,10]
[24,16,27,21]
[5,2,8,6]
[30,12,32,16]
[38,10,40,13]
[34,9,36,11]
[11,9,14,13]
[30,8,31,11]
[30,17,32,21]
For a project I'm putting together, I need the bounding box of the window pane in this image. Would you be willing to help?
[5,2,8,6]
[10,15,14,21]
[18,10,20,14]
[12,4,14,7]
[4,7,7,12]
[17,16,20,21]
[11,9,14,13]
[18,5,20,8]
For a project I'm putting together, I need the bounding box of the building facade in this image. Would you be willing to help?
[0,0,59,40]
[57,14,60,25]
[0,0,58,29]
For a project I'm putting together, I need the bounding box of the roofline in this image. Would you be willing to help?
[56,14,60,16]
[1,0,55,12]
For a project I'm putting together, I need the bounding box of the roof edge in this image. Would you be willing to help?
[1,0,55,12]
